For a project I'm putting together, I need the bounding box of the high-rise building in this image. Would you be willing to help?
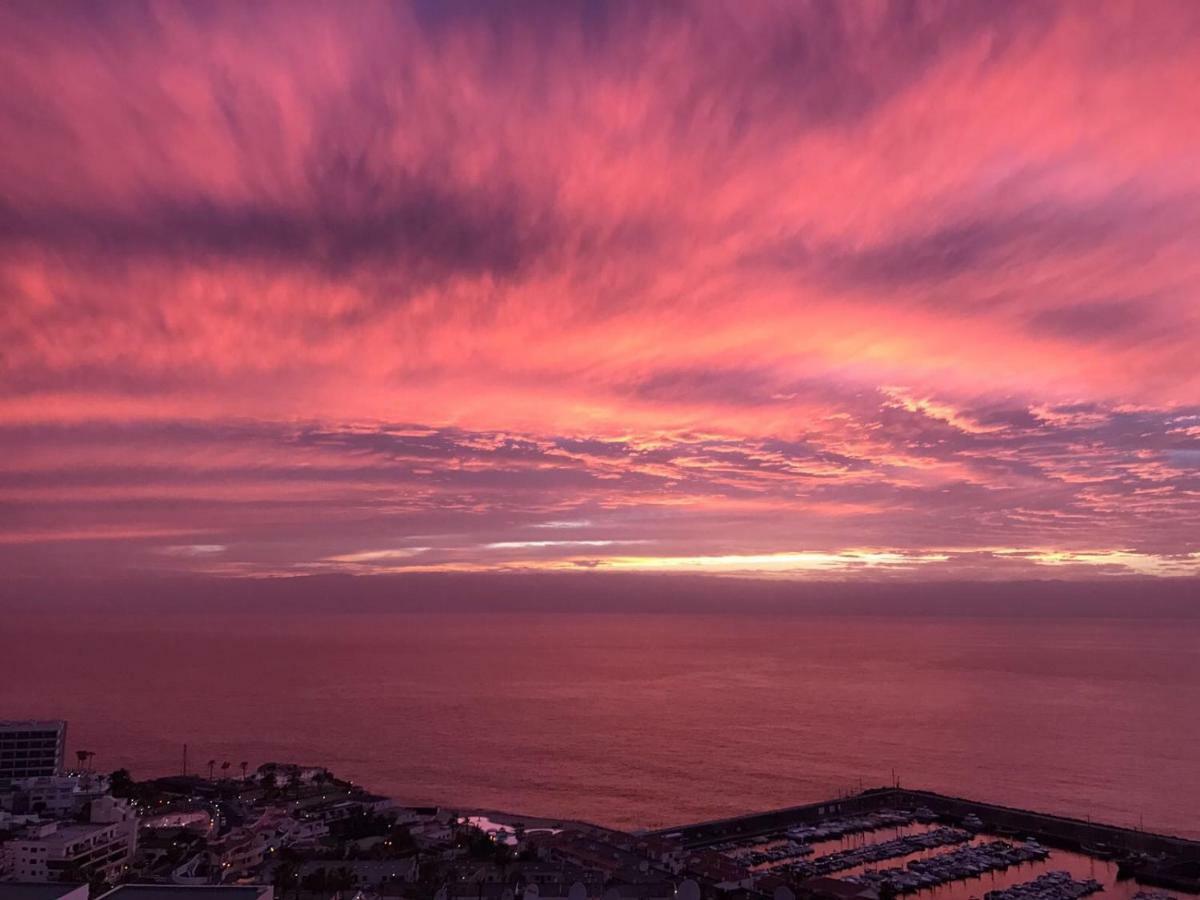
[0,721,67,780]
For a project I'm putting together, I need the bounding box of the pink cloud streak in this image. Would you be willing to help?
[1,1,1198,579]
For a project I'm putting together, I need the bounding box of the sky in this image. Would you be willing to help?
[2,1,1199,582]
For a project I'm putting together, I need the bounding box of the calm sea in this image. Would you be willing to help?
[1,611,1197,838]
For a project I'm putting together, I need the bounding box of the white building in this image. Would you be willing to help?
[0,774,109,818]
[2,797,138,883]
[202,806,332,882]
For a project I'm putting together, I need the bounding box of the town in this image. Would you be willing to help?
[2,721,1198,900]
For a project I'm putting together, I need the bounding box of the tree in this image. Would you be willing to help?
[240,761,249,781]
[109,768,135,798]
[329,865,357,898]
[272,861,299,900]
[207,760,216,781]
[273,847,305,900]
[301,868,328,894]
[74,750,95,774]
[59,861,107,895]
[384,824,415,855]
[221,761,231,780]
[465,827,496,860]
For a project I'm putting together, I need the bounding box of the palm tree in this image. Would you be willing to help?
[73,750,96,773]
[240,761,248,781]
[207,759,216,781]
[221,761,231,780]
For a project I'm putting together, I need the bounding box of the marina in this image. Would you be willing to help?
[714,811,928,870]
[780,828,975,879]
[785,811,921,844]
[984,871,1105,900]
[651,789,1200,900]
[845,840,1052,894]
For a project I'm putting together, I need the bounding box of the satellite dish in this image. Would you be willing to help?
[677,879,701,900]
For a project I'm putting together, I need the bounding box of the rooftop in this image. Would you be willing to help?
[0,884,86,900]
[96,888,271,900]
[14,820,120,842]
[0,721,66,731]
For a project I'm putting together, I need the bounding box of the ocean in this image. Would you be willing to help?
[1,610,1197,837]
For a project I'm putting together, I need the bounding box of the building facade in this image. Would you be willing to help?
[2,797,138,883]
[0,774,108,818]
[0,722,67,781]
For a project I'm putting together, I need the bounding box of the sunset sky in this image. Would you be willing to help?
[2,1,1199,581]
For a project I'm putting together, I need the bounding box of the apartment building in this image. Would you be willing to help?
[0,722,67,781]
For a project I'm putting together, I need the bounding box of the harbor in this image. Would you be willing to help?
[649,788,1200,899]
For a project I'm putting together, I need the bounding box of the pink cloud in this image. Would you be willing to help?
[1,1,1198,579]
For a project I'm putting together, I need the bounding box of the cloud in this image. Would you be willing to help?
[0,183,556,282]
[1,0,1198,580]
[159,544,228,557]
